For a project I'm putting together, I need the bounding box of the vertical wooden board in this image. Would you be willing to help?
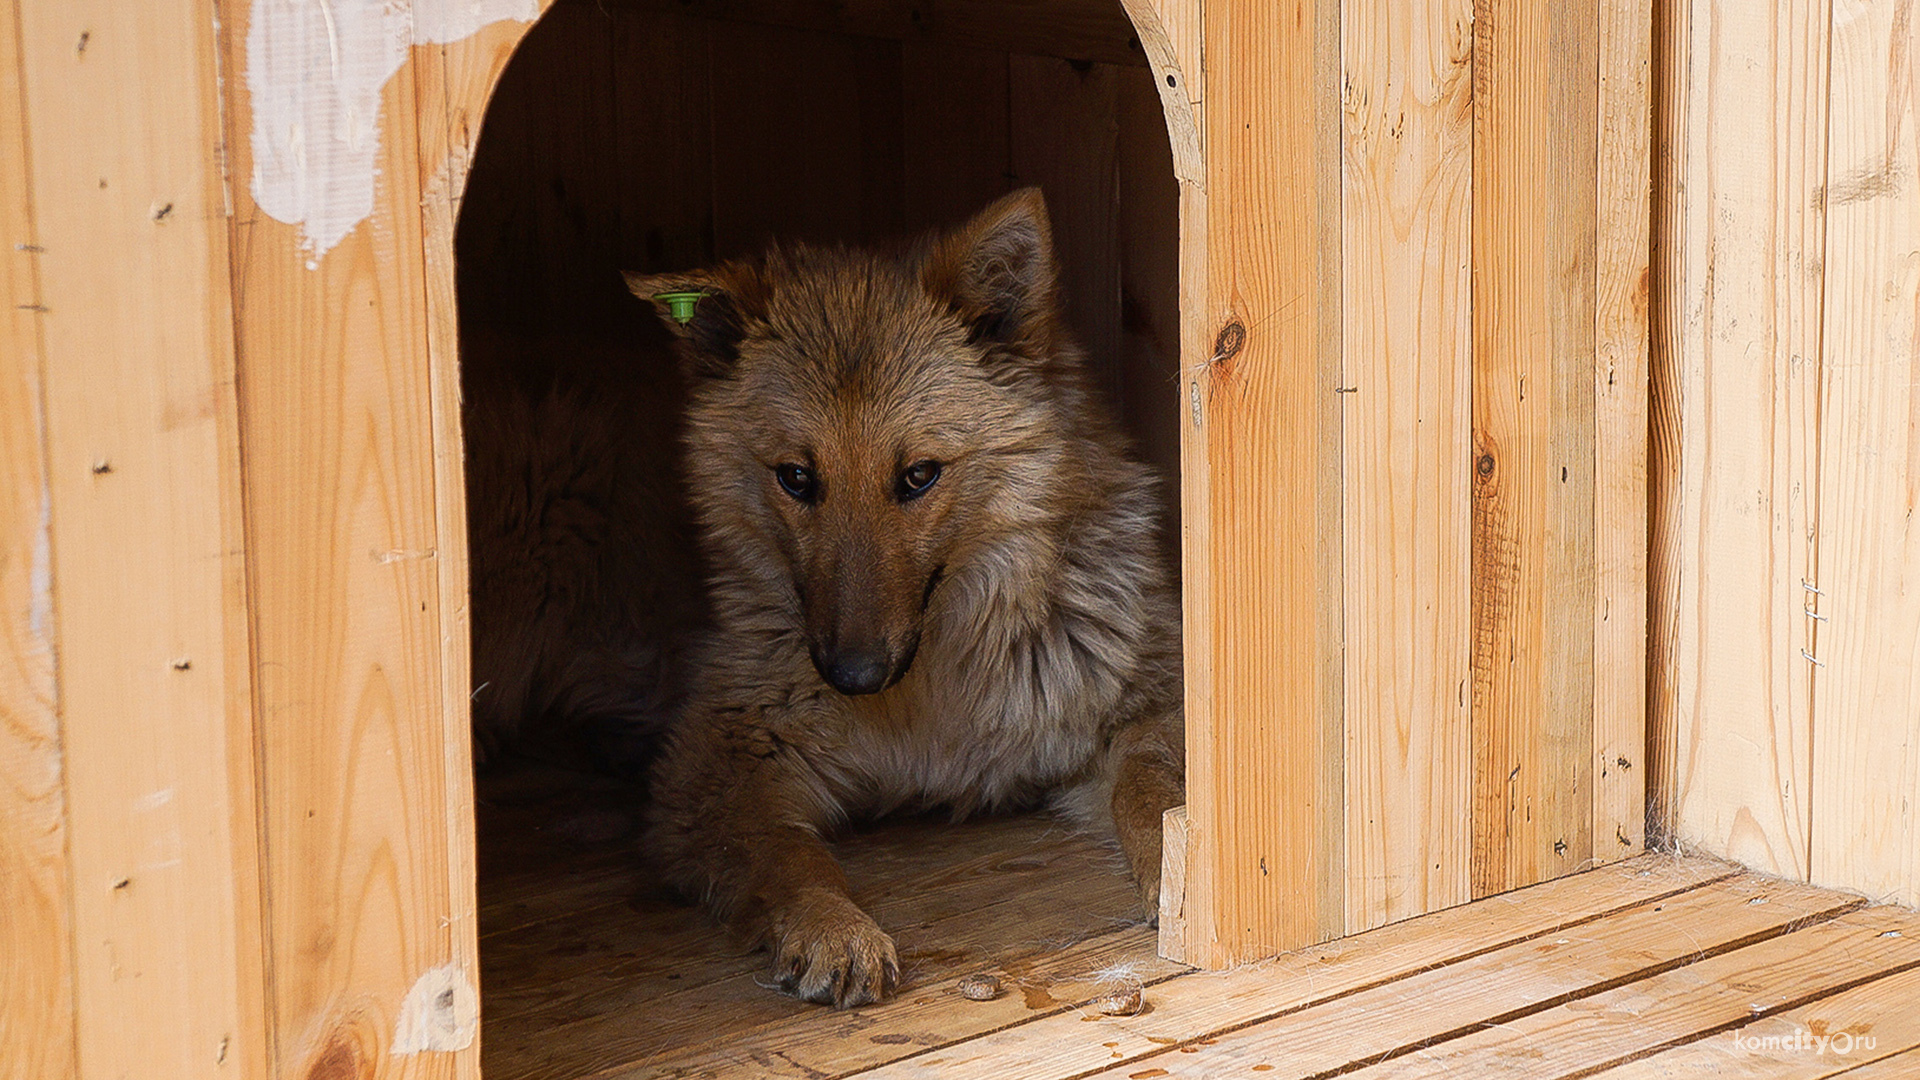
[217,0,474,1071]
[1470,0,1599,896]
[1340,0,1474,931]
[0,2,73,1075]
[1181,0,1344,965]
[16,0,273,1077]
[1645,0,1686,848]
[1010,54,1123,402]
[611,10,714,274]
[1116,63,1183,539]
[1809,0,1920,907]
[413,16,538,1077]
[708,22,904,255]
[900,40,1010,234]
[1589,0,1651,866]
[1662,0,1827,880]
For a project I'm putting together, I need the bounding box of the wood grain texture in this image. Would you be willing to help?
[215,0,478,1072]
[1646,0,1686,850]
[858,855,1737,1079]
[412,16,536,1076]
[0,1,73,1073]
[1657,0,1829,879]
[1808,0,1920,908]
[16,0,272,1077]
[1339,0,1474,932]
[1333,905,1920,1079]
[1590,0,1652,866]
[1071,874,1862,1079]
[1178,0,1345,968]
[1590,963,1920,1079]
[1470,0,1599,896]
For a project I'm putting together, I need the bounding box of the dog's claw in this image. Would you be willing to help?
[766,890,899,1009]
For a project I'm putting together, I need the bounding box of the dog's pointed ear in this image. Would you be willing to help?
[921,187,1061,347]
[624,262,767,379]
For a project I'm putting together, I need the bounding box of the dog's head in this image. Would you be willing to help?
[627,189,1089,696]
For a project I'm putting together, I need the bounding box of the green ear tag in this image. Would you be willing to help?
[653,291,706,325]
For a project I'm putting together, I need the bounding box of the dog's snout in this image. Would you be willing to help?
[814,647,892,696]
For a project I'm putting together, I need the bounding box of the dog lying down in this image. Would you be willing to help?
[470,187,1185,1010]
[622,189,1186,1009]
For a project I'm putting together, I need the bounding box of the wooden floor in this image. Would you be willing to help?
[479,762,1920,1080]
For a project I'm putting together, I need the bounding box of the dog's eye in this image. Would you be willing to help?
[897,460,942,501]
[774,463,818,502]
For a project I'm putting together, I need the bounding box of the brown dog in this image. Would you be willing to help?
[629,189,1185,1008]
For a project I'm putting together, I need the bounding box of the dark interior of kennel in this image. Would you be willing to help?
[455,1,1181,1074]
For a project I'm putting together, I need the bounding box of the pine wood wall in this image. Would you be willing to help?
[1652,0,1920,909]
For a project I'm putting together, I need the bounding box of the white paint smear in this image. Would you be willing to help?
[392,962,479,1054]
[247,0,536,265]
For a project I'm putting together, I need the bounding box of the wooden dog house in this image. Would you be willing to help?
[3,0,1916,1076]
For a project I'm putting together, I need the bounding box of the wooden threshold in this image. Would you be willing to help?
[479,762,1919,1080]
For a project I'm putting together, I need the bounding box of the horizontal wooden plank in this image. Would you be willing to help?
[599,0,1148,67]
[1337,905,1920,1079]
[1067,874,1862,1079]
[848,855,1737,1079]
[633,928,1185,1079]
[1589,962,1920,1080]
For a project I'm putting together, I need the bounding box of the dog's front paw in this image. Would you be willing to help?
[768,887,899,1008]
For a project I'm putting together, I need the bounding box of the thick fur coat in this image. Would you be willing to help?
[629,190,1185,1008]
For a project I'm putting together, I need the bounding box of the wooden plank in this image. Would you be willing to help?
[1807,0,1920,909]
[480,816,1123,1024]
[636,928,1182,1080]
[1656,0,1829,880]
[411,15,534,1079]
[214,0,477,1071]
[707,21,903,255]
[598,0,1148,68]
[1010,54,1122,400]
[486,825,1158,1080]
[1178,0,1345,968]
[1068,874,1861,1079]
[611,10,715,274]
[1114,61,1182,538]
[1822,1048,1920,1078]
[1645,0,1687,849]
[1335,906,1920,1079]
[1590,963,1920,1080]
[1155,805,1188,960]
[1339,0,1474,932]
[1470,0,1600,895]
[849,855,1738,1078]
[1589,0,1652,865]
[900,41,1011,235]
[16,0,273,1077]
[0,1,74,1074]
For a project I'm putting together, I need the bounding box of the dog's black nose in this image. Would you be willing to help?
[816,649,891,696]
